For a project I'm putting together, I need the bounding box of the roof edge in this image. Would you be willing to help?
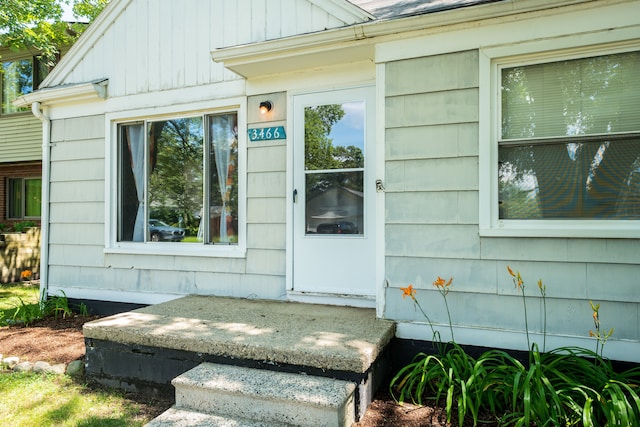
[14,79,108,107]
[39,0,133,88]
[211,0,604,78]
[309,0,375,22]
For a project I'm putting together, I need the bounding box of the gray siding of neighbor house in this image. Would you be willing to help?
[0,115,42,162]
[383,50,640,347]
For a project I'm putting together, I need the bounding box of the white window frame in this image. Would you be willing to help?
[479,38,640,239]
[105,98,247,257]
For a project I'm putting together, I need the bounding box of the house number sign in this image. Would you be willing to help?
[248,126,286,142]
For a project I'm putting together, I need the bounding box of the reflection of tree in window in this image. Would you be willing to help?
[2,57,50,114]
[148,118,204,237]
[304,103,365,235]
[499,51,640,219]
[304,104,364,198]
[118,113,239,244]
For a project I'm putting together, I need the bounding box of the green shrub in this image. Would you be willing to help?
[391,269,640,426]
[13,220,36,232]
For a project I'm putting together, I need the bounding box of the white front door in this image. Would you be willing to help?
[292,86,376,297]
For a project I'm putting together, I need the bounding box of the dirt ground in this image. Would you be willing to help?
[0,314,485,426]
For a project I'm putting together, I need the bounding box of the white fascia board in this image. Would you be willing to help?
[211,0,596,78]
[212,27,377,78]
[13,80,108,108]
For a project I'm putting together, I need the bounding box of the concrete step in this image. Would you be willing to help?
[146,407,293,427]
[167,362,356,426]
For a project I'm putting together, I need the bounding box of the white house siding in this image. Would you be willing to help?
[47,114,107,290]
[382,48,640,360]
[0,115,42,162]
[41,0,362,303]
[46,0,357,95]
[46,107,288,301]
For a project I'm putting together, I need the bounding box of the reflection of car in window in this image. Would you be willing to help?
[316,221,359,234]
[148,219,185,242]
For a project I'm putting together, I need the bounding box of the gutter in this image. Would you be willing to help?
[31,102,51,302]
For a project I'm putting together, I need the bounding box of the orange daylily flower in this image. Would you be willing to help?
[507,266,515,277]
[400,285,416,299]
[433,276,452,288]
[21,270,32,280]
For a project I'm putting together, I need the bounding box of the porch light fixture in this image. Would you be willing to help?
[259,101,272,114]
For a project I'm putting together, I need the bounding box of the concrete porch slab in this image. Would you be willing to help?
[83,295,395,374]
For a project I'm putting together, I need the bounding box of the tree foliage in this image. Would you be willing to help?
[0,0,108,64]
[304,104,346,171]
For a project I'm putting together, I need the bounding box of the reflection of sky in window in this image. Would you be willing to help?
[328,101,365,151]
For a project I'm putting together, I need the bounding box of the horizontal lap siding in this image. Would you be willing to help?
[384,50,484,328]
[47,116,106,291]
[245,142,287,284]
[383,50,640,349]
[45,115,288,298]
[0,115,42,162]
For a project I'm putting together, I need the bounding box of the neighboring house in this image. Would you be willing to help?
[0,47,50,282]
[14,0,639,363]
[0,47,47,230]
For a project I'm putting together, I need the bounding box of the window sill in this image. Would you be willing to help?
[104,244,247,258]
[480,220,640,239]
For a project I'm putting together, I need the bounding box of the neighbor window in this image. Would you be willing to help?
[498,50,640,221]
[7,177,42,219]
[1,56,50,114]
[118,112,238,244]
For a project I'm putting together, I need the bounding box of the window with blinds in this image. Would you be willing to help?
[498,51,640,220]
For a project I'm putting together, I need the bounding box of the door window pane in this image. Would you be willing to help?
[305,171,363,234]
[304,101,365,235]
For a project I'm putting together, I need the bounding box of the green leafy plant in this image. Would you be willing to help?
[8,297,42,326]
[42,291,73,319]
[0,288,75,326]
[78,301,89,317]
[391,269,640,426]
[589,300,614,359]
[13,220,36,232]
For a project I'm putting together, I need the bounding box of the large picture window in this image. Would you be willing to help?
[498,50,640,221]
[7,177,42,219]
[118,112,238,244]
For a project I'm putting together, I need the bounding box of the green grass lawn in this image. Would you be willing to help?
[0,283,39,309]
[0,372,165,427]
[1,283,170,426]
[0,283,40,325]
